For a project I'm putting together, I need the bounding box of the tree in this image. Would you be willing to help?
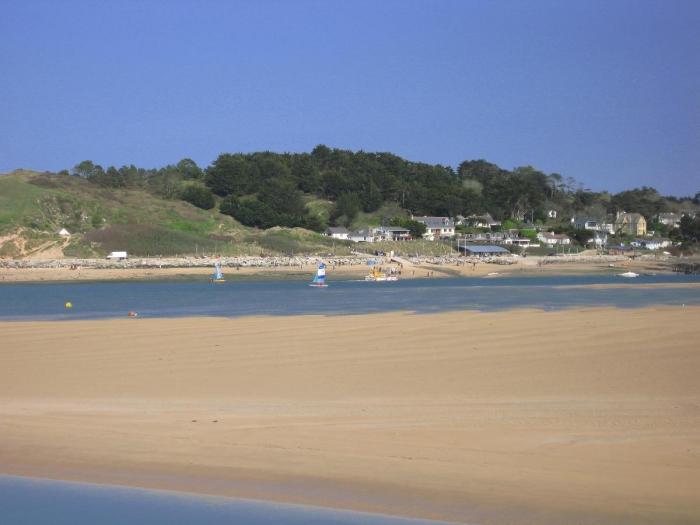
[610,187,666,220]
[181,185,215,210]
[390,217,426,238]
[361,182,383,212]
[72,160,103,179]
[205,154,254,196]
[220,196,277,228]
[677,215,700,243]
[333,192,361,226]
[258,178,305,217]
[176,158,203,179]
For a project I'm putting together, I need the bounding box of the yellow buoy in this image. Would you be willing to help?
[65,302,72,309]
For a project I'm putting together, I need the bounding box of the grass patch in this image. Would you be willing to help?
[304,197,334,225]
[85,224,223,256]
[248,227,353,255]
[0,240,21,258]
[0,176,47,232]
[350,202,406,230]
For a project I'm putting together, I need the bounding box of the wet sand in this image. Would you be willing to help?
[1,308,699,524]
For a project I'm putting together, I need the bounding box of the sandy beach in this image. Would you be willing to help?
[1,307,699,524]
[0,253,680,283]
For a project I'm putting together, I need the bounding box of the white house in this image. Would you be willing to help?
[503,237,532,248]
[372,226,411,241]
[537,232,571,246]
[547,209,558,219]
[464,214,501,229]
[572,217,600,230]
[348,229,375,243]
[412,216,455,240]
[106,251,128,260]
[57,228,71,237]
[572,216,615,234]
[641,238,672,250]
[656,213,681,228]
[588,231,608,247]
[325,227,350,240]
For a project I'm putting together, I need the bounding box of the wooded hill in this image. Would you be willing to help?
[70,145,699,230]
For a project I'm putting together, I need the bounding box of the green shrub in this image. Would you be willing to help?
[181,185,215,210]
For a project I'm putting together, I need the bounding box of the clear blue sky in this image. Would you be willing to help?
[1,0,698,196]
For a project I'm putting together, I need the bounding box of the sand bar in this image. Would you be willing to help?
[1,307,699,524]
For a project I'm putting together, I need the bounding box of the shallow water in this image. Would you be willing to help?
[0,476,461,525]
[0,274,698,321]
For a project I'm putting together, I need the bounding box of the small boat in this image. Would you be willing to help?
[309,262,328,287]
[619,271,639,278]
[210,261,225,283]
[365,266,398,282]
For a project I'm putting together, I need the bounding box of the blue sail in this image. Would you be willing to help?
[212,262,223,280]
[312,262,326,284]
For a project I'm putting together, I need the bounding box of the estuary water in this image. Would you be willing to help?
[0,274,699,321]
[0,476,461,525]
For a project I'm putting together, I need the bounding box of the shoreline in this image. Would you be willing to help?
[2,308,699,524]
[0,254,685,283]
[0,474,463,525]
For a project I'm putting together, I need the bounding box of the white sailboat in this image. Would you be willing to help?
[210,261,225,283]
[619,271,639,278]
[309,262,328,287]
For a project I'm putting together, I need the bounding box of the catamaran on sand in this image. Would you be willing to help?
[365,266,398,282]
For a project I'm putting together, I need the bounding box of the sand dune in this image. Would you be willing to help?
[1,307,699,524]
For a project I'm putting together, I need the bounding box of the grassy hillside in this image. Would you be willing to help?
[0,170,346,258]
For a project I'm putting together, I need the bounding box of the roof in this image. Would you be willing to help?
[326,227,349,234]
[540,232,570,240]
[461,244,510,254]
[413,216,455,228]
[467,213,495,222]
[617,212,645,223]
[376,226,410,233]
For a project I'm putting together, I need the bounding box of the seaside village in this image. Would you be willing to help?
[323,211,683,257]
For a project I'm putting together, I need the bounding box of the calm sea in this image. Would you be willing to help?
[0,475,462,525]
[0,274,698,321]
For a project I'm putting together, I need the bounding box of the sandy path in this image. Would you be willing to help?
[1,308,699,524]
